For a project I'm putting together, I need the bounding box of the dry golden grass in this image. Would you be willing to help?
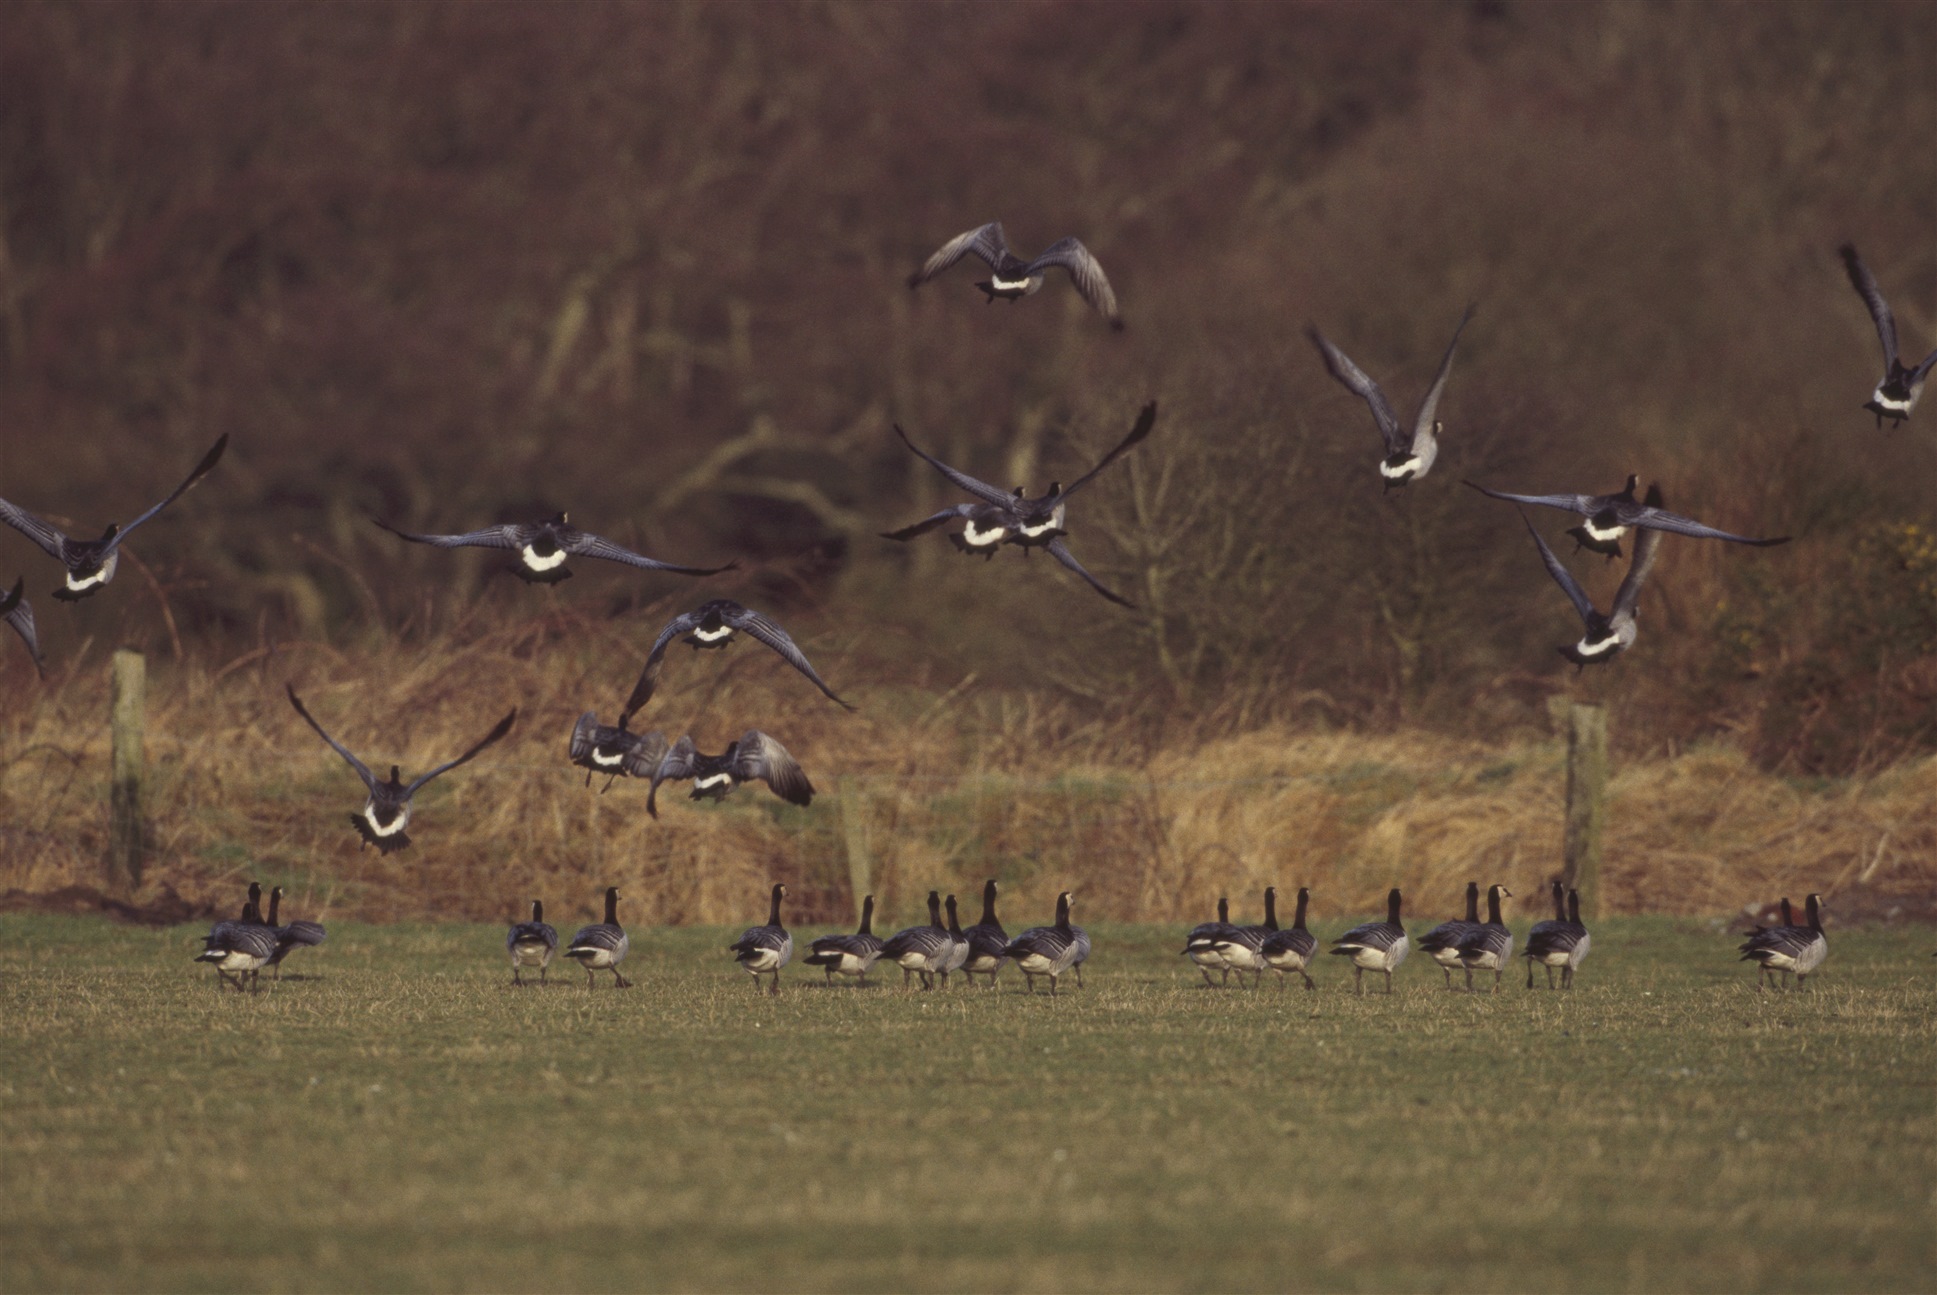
[3,611,1930,932]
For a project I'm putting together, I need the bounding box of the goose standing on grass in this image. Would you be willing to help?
[1261,887,1319,990]
[622,599,854,716]
[1070,918,1092,988]
[1454,884,1515,993]
[644,729,814,819]
[1739,893,1828,991]
[879,891,953,990]
[960,879,1008,988]
[907,221,1124,328]
[941,895,972,987]
[1418,882,1481,990]
[564,887,632,989]
[803,894,885,986]
[507,900,557,986]
[1183,897,1238,987]
[1003,891,1083,996]
[264,887,326,980]
[195,884,278,992]
[1329,888,1409,995]
[1309,306,1473,490]
[1524,882,1591,990]
[729,883,793,995]
[0,434,227,601]
[1839,243,1937,426]
[1520,498,1664,668]
[568,712,667,791]
[1,578,45,675]
[195,881,259,986]
[372,511,734,585]
[1211,886,1279,988]
[285,685,516,854]
[1465,475,1790,560]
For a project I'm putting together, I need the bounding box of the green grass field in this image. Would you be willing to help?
[3,914,1931,1293]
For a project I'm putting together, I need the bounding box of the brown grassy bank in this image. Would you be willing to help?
[2,613,1930,931]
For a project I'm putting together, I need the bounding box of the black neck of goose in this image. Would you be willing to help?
[1216,897,1229,924]
[946,896,962,935]
[1462,883,1479,923]
[1805,894,1822,932]
[925,891,942,929]
[247,881,262,911]
[243,900,261,924]
[858,895,874,935]
[767,884,785,929]
[388,766,403,789]
[603,888,619,925]
[1263,887,1278,930]
[1551,881,1566,922]
[1386,888,1403,927]
[1293,888,1309,930]
[267,888,283,925]
[1779,897,1795,928]
[1618,473,1638,500]
[532,900,544,923]
[1055,893,1072,932]
[1485,886,1504,925]
[1566,890,1580,923]
[980,880,998,925]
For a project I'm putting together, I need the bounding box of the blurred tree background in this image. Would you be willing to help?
[1,0,1932,774]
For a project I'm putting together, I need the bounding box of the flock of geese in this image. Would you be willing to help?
[0,222,1921,967]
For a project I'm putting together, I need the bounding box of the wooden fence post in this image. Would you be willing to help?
[838,776,871,924]
[108,649,146,893]
[1562,701,1606,920]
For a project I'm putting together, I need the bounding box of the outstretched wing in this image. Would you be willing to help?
[564,531,736,577]
[371,518,522,551]
[1613,490,1666,619]
[1519,511,1595,625]
[893,424,1013,508]
[1044,537,1134,608]
[112,434,229,547]
[622,729,670,781]
[908,222,1008,287]
[568,712,600,763]
[721,604,856,710]
[1026,237,1121,325]
[0,497,70,560]
[1839,244,1899,369]
[646,736,699,819]
[285,685,378,791]
[619,609,703,723]
[1309,328,1405,454]
[405,708,517,794]
[1412,305,1475,443]
[879,503,978,542]
[733,729,814,807]
[2,578,46,675]
[1057,401,1157,501]
[1465,481,1603,516]
[1628,504,1789,547]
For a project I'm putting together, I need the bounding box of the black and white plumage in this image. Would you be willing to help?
[942,895,972,984]
[1329,887,1409,995]
[879,501,1020,556]
[908,221,1123,328]
[1466,475,1790,560]
[879,890,953,990]
[1182,896,1237,987]
[565,886,631,989]
[1260,887,1318,990]
[2,578,45,676]
[372,512,733,586]
[507,899,558,986]
[263,886,326,980]
[643,729,814,819]
[1210,886,1280,988]
[567,711,668,792]
[1521,494,1664,668]
[1739,892,1828,991]
[1417,882,1481,990]
[803,894,885,986]
[960,879,1009,988]
[622,599,853,717]
[729,883,793,995]
[195,883,278,992]
[1524,882,1591,990]
[1002,891,1083,996]
[0,434,227,601]
[1069,922,1092,988]
[1454,884,1515,993]
[1840,243,1937,427]
[286,684,516,854]
[1309,306,1472,489]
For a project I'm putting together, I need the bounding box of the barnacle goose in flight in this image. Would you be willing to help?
[1309,307,1472,489]
[2,579,45,675]
[568,711,667,792]
[1520,494,1664,668]
[908,221,1124,328]
[1467,475,1790,559]
[372,512,733,585]
[1840,244,1937,427]
[0,434,227,601]
[622,599,853,716]
[644,729,813,819]
[285,684,516,854]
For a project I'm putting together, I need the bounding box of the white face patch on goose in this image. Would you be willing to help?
[1583,517,1628,543]
[962,520,1006,547]
[364,804,409,836]
[519,545,569,572]
[692,625,734,643]
[692,772,735,791]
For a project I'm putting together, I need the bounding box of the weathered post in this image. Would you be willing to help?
[1562,701,1607,919]
[108,649,146,893]
[837,776,871,924]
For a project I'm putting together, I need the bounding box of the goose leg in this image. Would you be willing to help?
[1383,968,1394,994]
[1442,966,1454,990]
[1548,964,1559,990]
[1463,967,1474,993]
[1354,966,1365,996]
[1048,974,1058,998]
[1526,960,1535,990]
[613,969,632,989]
[1300,969,1316,991]
[1561,965,1572,990]
[513,966,523,986]
[1074,964,1084,988]
[769,971,781,996]
[540,964,548,985]
[1492,969,1502,994]
[584,966,595,989]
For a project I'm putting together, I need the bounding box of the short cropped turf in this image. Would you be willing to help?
[2,915,1931,1293]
